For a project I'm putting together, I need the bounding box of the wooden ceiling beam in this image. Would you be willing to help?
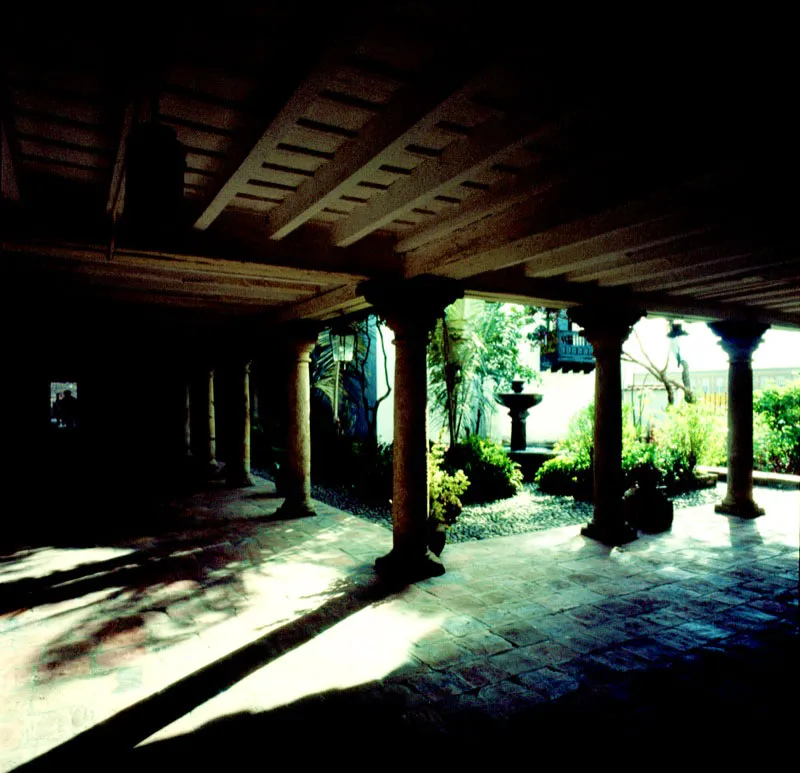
[3,241,368,286]
[332,108,566,248]
[266,66,495,240]
[274,282,368,323]
[38,261,315,302]
[593,241,757,287]
[630,253,800,293]
[566,230,727,283]
[703,286,799,304]
[685,277,787,299]
[395,165,561,255]
[461,272,800,328]
[524,214,714,280]
[192,21,373,233]
[406,175,722,281]
[38,259,321,296]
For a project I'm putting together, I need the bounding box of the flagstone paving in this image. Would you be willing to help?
[0,479,797,769]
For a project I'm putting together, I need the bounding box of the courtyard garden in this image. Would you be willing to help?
[254,301,800,551]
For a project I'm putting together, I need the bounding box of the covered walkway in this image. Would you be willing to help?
[1,478,797,769]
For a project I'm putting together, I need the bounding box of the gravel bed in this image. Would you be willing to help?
[308,480,724,544]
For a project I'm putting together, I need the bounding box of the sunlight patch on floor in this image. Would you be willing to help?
[137,600,443,747]
[0,547,136,585]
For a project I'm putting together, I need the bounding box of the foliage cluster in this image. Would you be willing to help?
[428,443,470,526]
[535,402,725,497]
[428,300,536,444]
[753,381,800,475]
[445,434,524,504]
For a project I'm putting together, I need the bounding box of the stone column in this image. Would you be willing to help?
[275,324,318,518]
[227,359,256,487]
[708,320,770,518]
[361,275,463,582]
[203,367,221,475]
[571,304,643,546]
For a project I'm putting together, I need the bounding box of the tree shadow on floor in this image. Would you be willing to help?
[19,614,797,770]
[0,472,369,686]
[15,570,416,771]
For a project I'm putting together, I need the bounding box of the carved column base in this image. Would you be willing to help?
[581,519,638,547]
[715,497,765,519]
[374,548,445,583]
[274,498,316,520]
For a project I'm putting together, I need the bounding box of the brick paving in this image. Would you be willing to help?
[0,479,797,769]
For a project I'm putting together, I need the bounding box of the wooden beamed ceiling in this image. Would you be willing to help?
[1,7,798,329]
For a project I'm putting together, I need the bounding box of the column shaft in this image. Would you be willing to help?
[275,331,317,518]
[709,321,769,517]
[205,368,219,473]
[571,305,642,546]
[361,274,463,581]
[227,361,255,487]
[593,348,624,525]
[391,324,430,559]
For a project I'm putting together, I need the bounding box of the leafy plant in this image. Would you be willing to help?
[446,434,524,503]
[535,401,725,497]
[428,443,470,526]
[535,454,592,496]
[753,381,800,474]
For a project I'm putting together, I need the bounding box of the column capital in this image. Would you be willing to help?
[570,304,644,356]
[708,320,770,361]
[359,275,463,336]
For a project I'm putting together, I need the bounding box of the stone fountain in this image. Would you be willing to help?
[496,379,544,451]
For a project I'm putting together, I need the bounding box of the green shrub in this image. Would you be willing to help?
[753,381,800,474]
[428,444,470,526]
[535,454,592,496]
[446,434,523,503]
[556,403,595,466]
[536,401,726,497]
[656,402,725,469]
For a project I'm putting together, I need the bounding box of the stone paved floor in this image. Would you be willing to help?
[1,479,797,769]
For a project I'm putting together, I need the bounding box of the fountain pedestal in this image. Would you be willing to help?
[497,380,544,452]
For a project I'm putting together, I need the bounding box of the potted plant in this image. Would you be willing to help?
[427,444,470,556]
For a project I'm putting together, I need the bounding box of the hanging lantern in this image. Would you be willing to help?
[328,321,356,363]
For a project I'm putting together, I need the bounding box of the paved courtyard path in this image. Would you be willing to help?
[1,479,797,769]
